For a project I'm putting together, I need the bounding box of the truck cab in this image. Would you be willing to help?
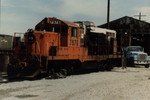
[124,46,150,68]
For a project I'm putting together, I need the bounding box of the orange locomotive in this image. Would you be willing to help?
[7,17,122,78]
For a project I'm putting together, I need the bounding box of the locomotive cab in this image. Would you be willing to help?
[32,17,81,56]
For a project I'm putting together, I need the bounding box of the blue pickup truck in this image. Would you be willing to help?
[124,46,150,68]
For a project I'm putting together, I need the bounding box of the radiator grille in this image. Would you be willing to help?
[139,54,147,60]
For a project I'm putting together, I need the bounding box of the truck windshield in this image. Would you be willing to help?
[128,47,143,52]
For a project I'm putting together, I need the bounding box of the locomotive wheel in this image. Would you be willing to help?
[21,61,40,77]
[46,69,67,79]
[7,64,22,79]
[98,64,106,71]
[60,69,67,76]
[127,58,135,67]
[46,60,79,79]
[145,64,150,68]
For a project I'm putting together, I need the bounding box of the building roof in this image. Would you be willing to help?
[98,16,150,34]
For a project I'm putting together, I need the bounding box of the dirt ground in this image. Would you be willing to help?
[1,66,150,100]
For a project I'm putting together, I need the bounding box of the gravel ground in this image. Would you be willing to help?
[1,66,150,100]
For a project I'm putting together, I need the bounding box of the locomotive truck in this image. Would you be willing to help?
[7,17,122,78]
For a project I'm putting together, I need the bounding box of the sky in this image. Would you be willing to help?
[0,0,150,35]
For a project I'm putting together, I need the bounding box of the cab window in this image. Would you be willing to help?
[71,28,77,37]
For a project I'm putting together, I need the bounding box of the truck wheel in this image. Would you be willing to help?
[126,57,135,67]
[145,64,150,68]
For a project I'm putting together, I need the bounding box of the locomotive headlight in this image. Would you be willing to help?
[27,32,36,44]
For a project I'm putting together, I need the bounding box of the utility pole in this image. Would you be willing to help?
[134,12,146,21]
[107,0,110,29]
[0,0,1,34]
